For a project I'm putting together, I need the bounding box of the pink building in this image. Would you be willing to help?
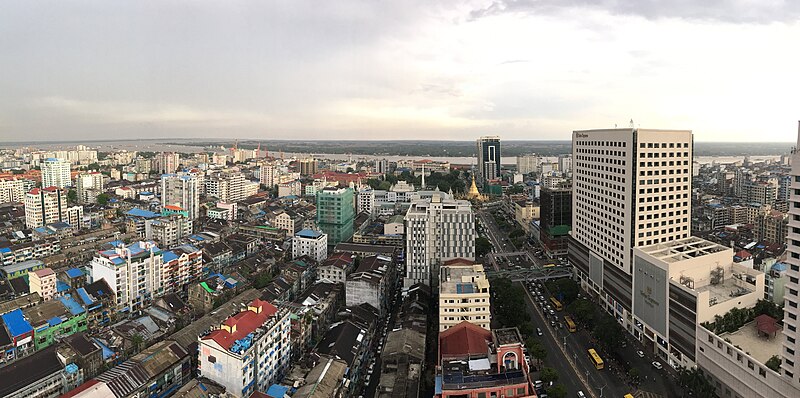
[436,322,536,398]
[29,267,57,301]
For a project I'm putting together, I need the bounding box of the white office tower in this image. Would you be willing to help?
[783,121,800,391]
[75,172,104,204]
[41,158,72,188]
[404,192,475,287]
[517,154,540,175]
[161,172,201,219]
[568,128,692,326]
[357,187,376,216]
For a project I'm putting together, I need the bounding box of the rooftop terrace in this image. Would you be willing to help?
[721,320,782,364]
[640,236,727,263]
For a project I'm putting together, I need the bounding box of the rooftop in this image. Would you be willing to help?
[296,229,323,239]
[201,298,279,353]
[440,263,489,295]
[0,346,63,397]
[639,236,727,263]
[720,320,782,364]
[1,309,32,337]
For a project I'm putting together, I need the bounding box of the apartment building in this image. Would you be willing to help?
[161,172,200,219]
[41,158,72,188]
[316,187,355,246]
[0,178,26,204]
[205,171,247,203]
[404,193,475,287]
[74,172,104,204]
[24,187,67,228]
[29,267,57,301]
[438,259,491,332]
[89,241,165,311]
[292,229,328,263]
[198,299,292,397]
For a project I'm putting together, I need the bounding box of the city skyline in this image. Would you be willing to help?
[2,1,799,142]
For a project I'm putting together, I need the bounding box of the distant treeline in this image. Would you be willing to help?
[169,140,792,157]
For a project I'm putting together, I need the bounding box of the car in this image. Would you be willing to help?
[534,380,543,389]
[550,320,556,327]
[652,361,663,370]
[549,309,555,316]
[537,328,543,336]
[636,350,645,358]
[577,391,586,398]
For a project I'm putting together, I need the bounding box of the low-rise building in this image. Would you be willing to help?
[345,255,395,316]
[317,252,355,284]
[435,323,533,398]
[0,345,84,398]
[29,267,57,301]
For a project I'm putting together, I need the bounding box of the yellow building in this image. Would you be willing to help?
[439,259,491,332]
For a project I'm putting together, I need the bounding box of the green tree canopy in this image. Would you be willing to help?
[540,367,559,384]
[96,193,110,206]
[475,237,493,257]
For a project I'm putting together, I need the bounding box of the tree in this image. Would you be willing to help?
[507,184,525,194]
[549,278,580,305]
[346,167,354,173]
[766,355,782,372]
[593,313,624,351]
[526,337,547,364]
[566,299,595,326]
[540,367,559,385]
[67,189,78,204]
[753,299,783,320]
[475,237,493,257]
[86,162,100,171]
[253,271,273,289]
[677,366,718,398]
[96,193,110,206]
[548,384,567,398]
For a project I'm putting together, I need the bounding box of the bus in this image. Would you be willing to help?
[564,316,577,332]
[624,395,635,398]
[549,297,563,311]
[588,348,604,370]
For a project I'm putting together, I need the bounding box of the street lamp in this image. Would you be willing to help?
[597,384,607,398]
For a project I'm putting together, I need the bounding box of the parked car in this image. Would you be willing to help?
[577,391,586,398]
[537,328,543,336]
[636,350,645,358]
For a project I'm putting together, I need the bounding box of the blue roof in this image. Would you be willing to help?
[189,234,205,241]
[162,251,179,262]
[772,262,788,272]
[456,283,475,294]
[266,385,290,398]
[126,208,159,218]
[59,294,86,316]
[57,280,70,292]
[65,268,84,278]
[1,309,33,337]
[140,191,152,195]
[0,247,10,253]
[296,229,323,239]
[48,316,63,326]
[76,288,95,306]
[93,338,116,360]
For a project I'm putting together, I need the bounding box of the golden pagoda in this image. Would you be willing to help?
[466,174,485,201]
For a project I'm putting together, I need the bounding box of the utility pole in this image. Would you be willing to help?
[598,384,607,398]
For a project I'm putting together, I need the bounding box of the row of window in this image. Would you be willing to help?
[640,142,689,148]
[575,140,628,147]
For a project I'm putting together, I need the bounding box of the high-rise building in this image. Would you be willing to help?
[155,152,180,174]
[733,168,752,197]
[476,136,501,186]
[0,178,26,204]
[539,186,572,257]
[375,158,389,174]
[569,128,692,326]
[438,260,491,331]
[299,158,318,176]
[516,154,539,175]
[404,193,475,287]
[24,187,67,228]
[41,158,71,188]
[782,122,800,387]
[316,187,355,246]
[161,172,200,219]
[779,175,792,202]
[205,171,247,203]
[259,162,277,187]
[357,187,375,216]
[75,172,104,204]
[198,299,292,398]
[145,214,193,248]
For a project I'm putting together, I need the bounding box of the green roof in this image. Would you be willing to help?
[548,225,571,236]
[200,281,215,293]
[255,225,279,230]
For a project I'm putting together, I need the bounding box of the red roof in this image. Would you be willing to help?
[202,299,278,350]
[439,321,492,358]
[327,252,355,263]
[60,380,100,398]
[164,205,184,211]
[755,314,780,335]
[735,250,752,258]
[442,258,475,266]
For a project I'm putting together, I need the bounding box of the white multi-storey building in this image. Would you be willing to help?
[41,158,71,188]
[75,172,104,204]
[155,152,180,174]
[357,187,375,216]
[0,178,26,204]
[198,299,291,398]
[90,241,165,311]
[439,260,491,332]
[24,187,67,228]
[161,172,200,219]
[292,229,327,263]
[205,171,247,203]
[404,192,475,287]
[569,128,692,332]
[145,214,193,248]
[259,162,277,187]
[781,121,800,390]
[516,154,540,175]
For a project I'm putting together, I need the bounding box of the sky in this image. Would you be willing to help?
[1,0,799,143]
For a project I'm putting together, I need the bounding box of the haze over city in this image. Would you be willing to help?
[2,0,799,142]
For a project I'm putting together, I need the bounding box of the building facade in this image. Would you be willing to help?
[90,241,166,311]
[0,178,26,204]
[161,172,201,219]
[404,193,475,287]
[292,229,328,263]
[41,158,72,189]
[439,260,491,331]
[24,187,67,229]
[316,187,355,246]
[477,136,501,186]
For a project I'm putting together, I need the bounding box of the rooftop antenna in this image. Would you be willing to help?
[629,119,635,128]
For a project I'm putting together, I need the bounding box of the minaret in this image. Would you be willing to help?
[421,163,426,189]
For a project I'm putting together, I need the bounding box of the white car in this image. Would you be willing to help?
[537,328,543,336]
[577,391,586,398]
[636,350,645,358]
[652,361,663,370]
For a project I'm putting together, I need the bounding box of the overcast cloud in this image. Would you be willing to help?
[0,0,798,142]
